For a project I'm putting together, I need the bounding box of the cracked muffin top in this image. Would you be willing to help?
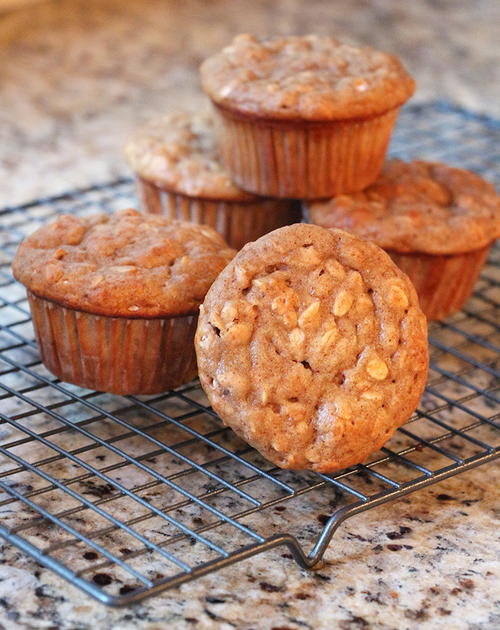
[13,209,235,317]
[307,159,500,254]
[195,223,428,473]
[124,112,256,200]
[200,34,415,120]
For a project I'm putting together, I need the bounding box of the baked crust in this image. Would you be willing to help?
[307,159,500,254]
[13,209,235,317]
[195,224,428,472]
[124,112,255,201]
[200,34,415,120]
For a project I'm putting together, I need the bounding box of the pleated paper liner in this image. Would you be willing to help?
[211,103,400,199]
[136,176,300,250]
[388,245,491,320]
[28,292,198,395]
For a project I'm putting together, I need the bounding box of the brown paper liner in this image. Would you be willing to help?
[210,104,400,199]
[28,292,198,395]
[136,177,300,250]
[387,245,491,320]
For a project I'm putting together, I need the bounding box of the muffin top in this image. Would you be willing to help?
[124,112,255,200]
[308,160,500,254]
[196,224,428,473]
[200,34,415,120]
[13,209,235,317]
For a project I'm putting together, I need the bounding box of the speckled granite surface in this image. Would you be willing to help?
[0,1,499,629]
[0,469,498,629]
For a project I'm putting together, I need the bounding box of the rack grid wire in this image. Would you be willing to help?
[0,102,498,607]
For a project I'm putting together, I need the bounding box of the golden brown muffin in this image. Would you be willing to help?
[306,159,500,319]
[124,112,299,249]
[200,34,415,198]
[13,209,234,394]
[195,223,428,472]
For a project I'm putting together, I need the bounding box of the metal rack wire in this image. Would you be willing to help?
[0,102,498,606]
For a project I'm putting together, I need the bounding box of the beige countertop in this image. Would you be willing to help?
[0,1,499,629]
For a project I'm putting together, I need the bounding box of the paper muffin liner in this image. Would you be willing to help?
[136,177,300,250]
[210,104,400,199]
[387,245,491,321]
[28,292,198,395]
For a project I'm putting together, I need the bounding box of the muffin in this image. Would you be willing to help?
[12,209,234,395]
[200,34,415,199]
[306,159,500,320]
[124,112,299,249]
[195,224,428,472]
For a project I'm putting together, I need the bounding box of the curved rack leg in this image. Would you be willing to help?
[295,449,499,569]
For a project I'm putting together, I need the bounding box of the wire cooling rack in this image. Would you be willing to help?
[0,102,498,606]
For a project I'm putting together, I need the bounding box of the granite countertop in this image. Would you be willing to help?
[0,1,499,629]
[0,468,498,630]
